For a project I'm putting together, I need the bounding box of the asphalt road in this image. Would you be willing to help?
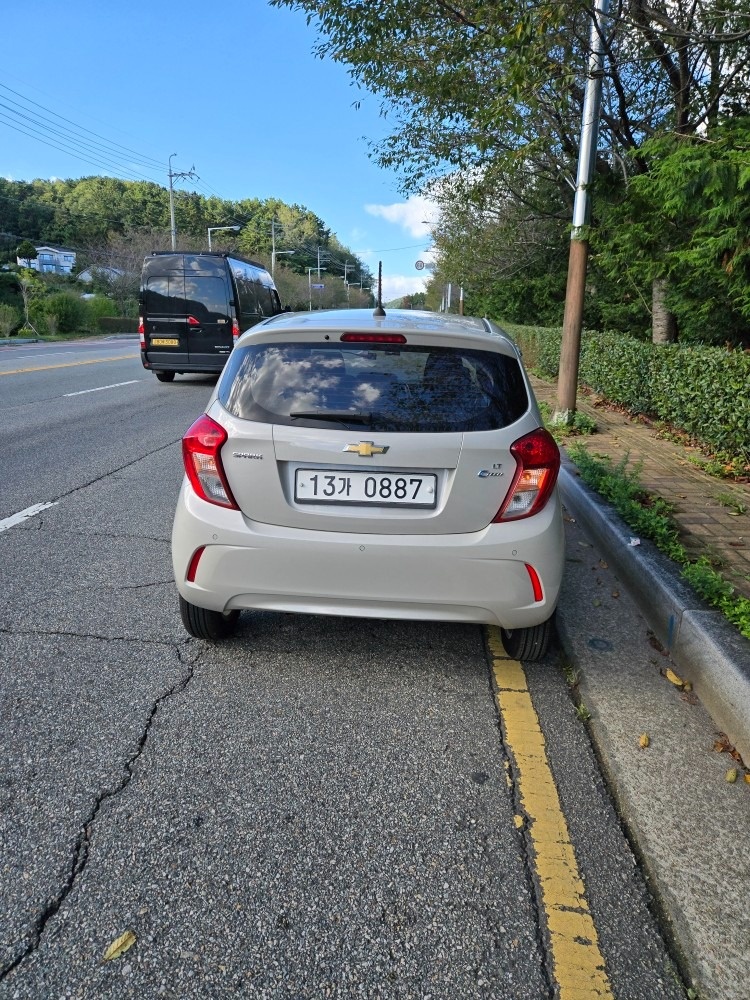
[0,339,686,999]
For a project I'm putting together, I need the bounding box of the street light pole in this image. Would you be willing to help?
[207,225,240,250]
[556,0,610,421]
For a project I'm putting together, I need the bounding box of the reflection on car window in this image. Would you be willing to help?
[219,343,528,432]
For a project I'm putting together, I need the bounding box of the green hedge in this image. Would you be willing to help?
[504,324,750,462]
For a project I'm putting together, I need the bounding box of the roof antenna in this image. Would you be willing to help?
[373,261,386,318]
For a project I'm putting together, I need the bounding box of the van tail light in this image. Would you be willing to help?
[494,428,560,521]
[182,415,239,510]
[138,318,145,347]
[232,320,240,343]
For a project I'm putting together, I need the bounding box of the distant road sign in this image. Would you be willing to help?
[311,283,325,289]
[415,260,425,270]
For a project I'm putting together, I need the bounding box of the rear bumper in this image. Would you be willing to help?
[172,485,565,628]
[140,350,226,374]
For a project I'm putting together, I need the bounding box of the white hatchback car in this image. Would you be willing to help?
[172,308,564,659]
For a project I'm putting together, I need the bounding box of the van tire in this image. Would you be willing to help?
[179,596,240,641]
[155,371,175,382]
[500,614,555,662]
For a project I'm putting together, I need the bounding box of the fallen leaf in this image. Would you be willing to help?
[683,681,693,692]
[726,768,738,783]
[103,930,136,962]
[611,590,620,598]
[744,774,750,785]
[639,734,650,748]
[598,560,609,569]
[712,733,742,760]
[593,598,602,607]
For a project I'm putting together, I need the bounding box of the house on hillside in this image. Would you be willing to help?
[17,245,77,274]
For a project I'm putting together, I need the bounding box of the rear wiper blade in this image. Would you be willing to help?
[289,410,372,425]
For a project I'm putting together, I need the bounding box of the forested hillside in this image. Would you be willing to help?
[0,175,373,315]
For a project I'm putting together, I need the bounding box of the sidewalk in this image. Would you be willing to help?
[531,377,750,600]
[530,376,750,764]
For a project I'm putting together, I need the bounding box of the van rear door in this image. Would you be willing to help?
[182,273,233,369]
[143,272,189,368]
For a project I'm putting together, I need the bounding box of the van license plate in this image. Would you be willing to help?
[295,470,437,507]
[151,338,179,346]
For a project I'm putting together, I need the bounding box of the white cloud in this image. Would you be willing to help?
[381,273,430,303]
[364,195,438,238]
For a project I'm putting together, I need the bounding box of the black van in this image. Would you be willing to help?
[139,252,282,382]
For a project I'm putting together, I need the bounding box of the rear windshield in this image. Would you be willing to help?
[145,275,228,319]
[218,342,528,432]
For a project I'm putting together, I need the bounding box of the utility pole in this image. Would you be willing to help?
[167,155,199,251]
[555,0,610,421]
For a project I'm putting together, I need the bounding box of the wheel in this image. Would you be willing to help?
[155,371,175,383]
[179,595,240,641]
[500,614,555,661]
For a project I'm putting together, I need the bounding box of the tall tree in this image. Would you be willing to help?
[273,1,750,339]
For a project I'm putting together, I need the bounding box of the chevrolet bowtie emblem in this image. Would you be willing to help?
[343,441,389,457]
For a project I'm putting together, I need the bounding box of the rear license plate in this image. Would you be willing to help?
[151,337,179,346]
[295,470,437,508]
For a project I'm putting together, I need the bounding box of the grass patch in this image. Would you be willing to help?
[538,401,597,442]
[567,444,750,641]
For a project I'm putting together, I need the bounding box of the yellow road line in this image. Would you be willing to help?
[0,354,135,376]
[487,627,613,999]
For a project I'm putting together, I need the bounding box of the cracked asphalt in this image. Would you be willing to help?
[0,348,687,999]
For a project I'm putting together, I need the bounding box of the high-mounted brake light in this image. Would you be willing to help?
[182,415,239,510]
[494,428,560,522]
[340,333,407,344]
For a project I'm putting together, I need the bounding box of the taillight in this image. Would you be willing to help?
[138,318,145,347]
[494,428,560,521]
[182,415,239,509]
[232,320,240,343]
[187,315,200,326]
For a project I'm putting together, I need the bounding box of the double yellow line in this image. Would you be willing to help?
[487,627,613,998]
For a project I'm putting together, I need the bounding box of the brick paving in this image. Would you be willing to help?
[531,377,750,602]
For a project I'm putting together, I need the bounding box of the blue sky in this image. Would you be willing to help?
[1,0,437,301]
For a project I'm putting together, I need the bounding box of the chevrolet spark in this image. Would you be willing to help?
[171,309,565,660]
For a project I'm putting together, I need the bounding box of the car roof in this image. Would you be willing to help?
[245,308,518,353]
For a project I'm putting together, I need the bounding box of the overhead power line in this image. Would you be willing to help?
[0,81,165,176]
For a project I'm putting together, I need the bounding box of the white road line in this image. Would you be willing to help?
[0,502,58,534]
[64,380,141,396]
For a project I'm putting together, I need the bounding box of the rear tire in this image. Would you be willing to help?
[500,614,555,662]
[155,371,175,383]
[179,596,240,641]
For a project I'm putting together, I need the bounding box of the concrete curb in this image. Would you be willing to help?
[558,461,750,764]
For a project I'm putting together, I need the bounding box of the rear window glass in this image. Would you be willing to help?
[145,275,228,320]
[218,342,528,432]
